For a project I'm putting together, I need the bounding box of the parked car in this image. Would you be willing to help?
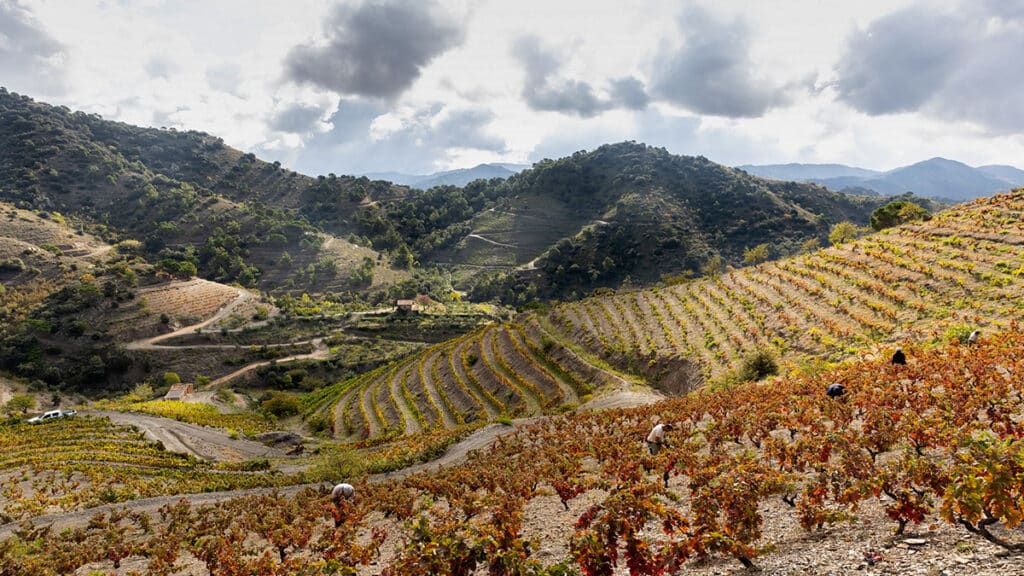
[26,409,76,424]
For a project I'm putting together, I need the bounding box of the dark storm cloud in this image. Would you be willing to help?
[835,2,1024,134]
[269,103,327,134]
[512,35,649,117]
[284,0,465,99]
[651,5,793,117]
[0,1,66,95]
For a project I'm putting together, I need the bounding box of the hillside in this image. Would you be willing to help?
[0,200,295,394]
[309,189,1024,441]
[450,143,885,303]
[0,89,411,295]
[6,329,1024,574]
[3,91,903,305]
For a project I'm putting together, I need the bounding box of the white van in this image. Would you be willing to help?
[27,410,74,424]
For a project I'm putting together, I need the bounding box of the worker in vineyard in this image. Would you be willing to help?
[968,330,980,345]
[826,382,846,398]
[646,422,673,455]
[891,348,906,365]
[332,482,355,502]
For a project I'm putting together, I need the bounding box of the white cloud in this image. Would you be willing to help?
[5,0,1023,175]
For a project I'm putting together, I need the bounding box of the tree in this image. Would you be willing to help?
[828,221,863,245]
[5,393,36,415]
[393,245,414,269]
[162,372,181,387]
[800,238,820,254]
[742,243,770,265]
[702,255,725,277]
[870,201,931,231]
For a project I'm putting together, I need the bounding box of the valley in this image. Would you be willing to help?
[2,92,1024,575]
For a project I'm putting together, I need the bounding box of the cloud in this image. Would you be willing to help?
[512,35,649,117]
[283,0,465,99]
[206,62,244,97]
[651,5,794,117]
[0,0,67,95]
[834,2,1024,134]
[144,55,177,80]
[269,102,329,134]
[609,77,650,110]
[278,101,504,175]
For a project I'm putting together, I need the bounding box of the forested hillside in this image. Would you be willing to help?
[2,91,905,305]
[461,143,891,303]
[0,89,405,294]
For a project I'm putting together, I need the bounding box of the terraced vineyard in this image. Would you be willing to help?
[306,320,594,441]
[314,191,1024,440]
[550,190,1024,380]
[0,416,302,522]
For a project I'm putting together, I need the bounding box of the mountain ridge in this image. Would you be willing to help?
[741,157,1024,201]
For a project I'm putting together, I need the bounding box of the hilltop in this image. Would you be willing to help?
[447,142,886,303]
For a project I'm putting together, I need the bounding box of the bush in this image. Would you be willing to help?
[261,391,300,417]
[828,221,864,245]
[738,348,778,382]
[309,445,364,481]
[214,387,235,404]
[162,372,181,386]
[944,323,975,344]
[0,258,25,272]
[5,393,36,415]
[871,200,931,231]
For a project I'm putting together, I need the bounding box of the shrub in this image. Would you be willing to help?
[0,258,25,272]
[944,323,975,344]
[261,391,300,417]
[5,393,36,415]
[870,200,931,231]
[828,221,864,245]
[738,348,778,382]
[162,372,181,386]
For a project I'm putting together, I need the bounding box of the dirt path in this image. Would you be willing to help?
[0,420,525,538]
[205,338,330,388]
[89,411,285,461]
[466,233,517,248]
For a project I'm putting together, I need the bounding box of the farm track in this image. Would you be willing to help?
[0,420,536,538]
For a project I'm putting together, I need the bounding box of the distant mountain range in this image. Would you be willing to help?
[738,158,1024,202]
[363,163,530,189]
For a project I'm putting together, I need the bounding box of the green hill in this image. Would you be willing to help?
[0,89,410,295]
[460,142,891,303]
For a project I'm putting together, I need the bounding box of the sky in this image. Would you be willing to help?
[3,0,1024,176]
